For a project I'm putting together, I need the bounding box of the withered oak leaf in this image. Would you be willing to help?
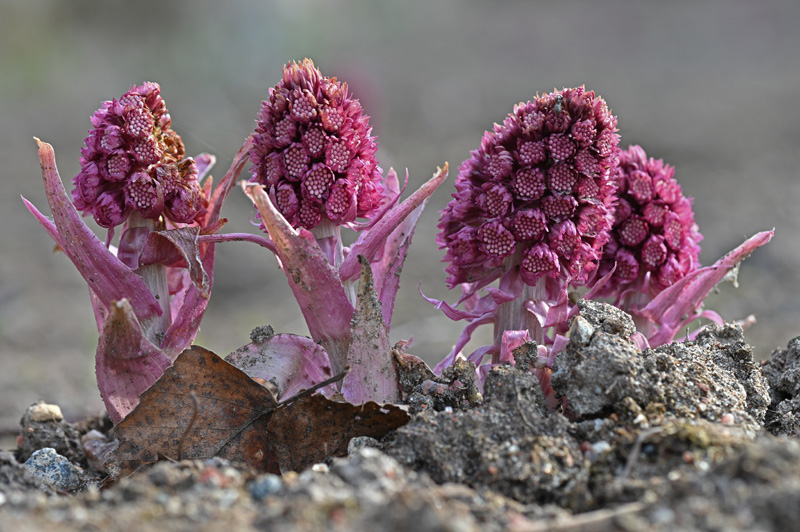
[110,346,409,476]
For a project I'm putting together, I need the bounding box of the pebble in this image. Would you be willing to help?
[23,448,83,492]
[27,403,63,423]
[249,474,283,501]
[569,315,595,346]
[347,436,380,455]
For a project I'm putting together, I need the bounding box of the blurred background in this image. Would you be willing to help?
[2,0,798,432]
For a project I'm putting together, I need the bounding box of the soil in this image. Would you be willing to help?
[3,300,800,531]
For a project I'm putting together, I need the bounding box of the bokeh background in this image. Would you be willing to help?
[2,0,798,433]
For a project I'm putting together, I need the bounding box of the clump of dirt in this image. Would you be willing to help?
[388,364,589,508]
[761,336,800,435]
[551,300,769,433]
[16,402,86,466]
[394,349,482,414]
[637,437,800,531]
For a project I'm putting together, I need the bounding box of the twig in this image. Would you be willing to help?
[620,426,664,479]
[508,502,647,532]
[177,391,199,461]
[277,366,350,408]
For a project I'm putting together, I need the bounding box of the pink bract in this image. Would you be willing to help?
[250,59,384,229]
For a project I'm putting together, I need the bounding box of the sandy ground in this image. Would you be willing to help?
[2,0,800,435]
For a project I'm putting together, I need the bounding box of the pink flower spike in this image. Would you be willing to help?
[227,331,335,400]
[72,82,207,227]
[439,86,619,288]
[250,59,384,229]
[25,139,161,321]
[95,299,172,424]
[243,181,353,376]
[340,163,449,282]
[640,229,773,347]
[597,145,703,299]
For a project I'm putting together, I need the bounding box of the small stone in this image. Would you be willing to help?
[250,325,275,344]
[720,413,736,425]
[311,463,329,473]
[569,315,595,346]
[23,448,83,492]
[348,436,380,455]
[249,474,283,501]
[27,403,63,423]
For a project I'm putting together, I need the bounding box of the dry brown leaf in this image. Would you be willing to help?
[266,394,410,473]
[111,346,279,475]
[110,346,409,476]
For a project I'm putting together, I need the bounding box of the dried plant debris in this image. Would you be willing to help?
[551,300,768,432]
[110,346,409,476]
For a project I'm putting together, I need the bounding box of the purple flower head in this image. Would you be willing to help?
[598,145,702,297]
[72,82,207,228]
[438,86,619,288]
[250,59,384,229]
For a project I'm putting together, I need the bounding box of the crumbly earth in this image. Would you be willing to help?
[2,302,800,531]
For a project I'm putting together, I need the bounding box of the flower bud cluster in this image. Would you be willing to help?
[250,59,384,229]
[438,86,619,287]
[598,145,702,294]
[72,82,205,228]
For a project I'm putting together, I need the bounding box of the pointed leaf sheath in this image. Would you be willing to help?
[371,198,426,330]
[23,139,161,321]
[641,229,774,346]
[244,183,353,376]
[226,332,334,400]
[96,299,172,424]
[343,257,399,404]
[340,164,449,282]
[159,246,215,359]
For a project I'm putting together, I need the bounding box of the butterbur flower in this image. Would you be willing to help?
[73,82,206,227]
[234,59,449,406]
[584,145,772,348]
[597,145,702,298]
[250,59,383,230]
[430,87,620,386]
[439,86,619,289]
[24,83,256,422]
